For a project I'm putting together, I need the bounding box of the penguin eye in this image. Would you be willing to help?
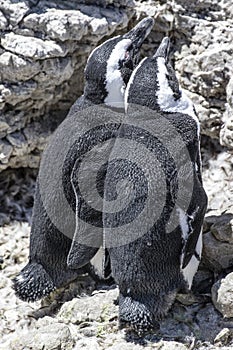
[118,53,129,69]
[119,50,134,70]
[165,70,181,101]
[118,59,125,69]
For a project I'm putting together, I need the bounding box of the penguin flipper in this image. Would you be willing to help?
[67,160,102,269]
[180,185,207,289]
[181,211,203,270]
[179,208,204,290]
[181,181,208,270]
[67,240,99,269]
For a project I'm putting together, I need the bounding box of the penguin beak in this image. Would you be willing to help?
[153,37,170,61]
[123,17,154,53]
[118,17,154,85]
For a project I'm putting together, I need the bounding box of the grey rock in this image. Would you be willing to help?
[0,10,7,30]
[220,76,233,149]
[202,151,233,217]
[214,328,231,346]
[212,273,233,318]
[175,22,233,140]
[8,320,73,350]
[211,213,233,243]
[107,340,188,350]
[202,230,233,271]
[57,288,118,325]
[194,303,223,342]
[153,341,188,350]
[192,268,214,294]
[73,338,101,350]
[0,0,30,27]
[0,119,10,135]
[1,33,68,59]
[0,140,13,164]
[0,52,41,82]
[1,220,233,349]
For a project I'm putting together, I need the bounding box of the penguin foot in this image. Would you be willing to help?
[119,295,157,335]
[12,262,56,302]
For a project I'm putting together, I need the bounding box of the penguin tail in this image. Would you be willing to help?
[12,262,56,302]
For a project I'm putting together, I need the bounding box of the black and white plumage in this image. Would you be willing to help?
[102,37,208,333]
[12,17,154,302]
[67,17,155,113]
[65,17,155,275]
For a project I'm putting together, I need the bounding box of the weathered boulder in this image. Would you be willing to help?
[202,210,233,272]
[0,0,134,171]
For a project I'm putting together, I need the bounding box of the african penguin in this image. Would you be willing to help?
[103,37,208,333]
[65,17,154,276]
[12,17,154,302]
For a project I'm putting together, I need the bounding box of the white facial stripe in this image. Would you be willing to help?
[124,57,147,112]
[156,57,200,136]
[181,230,203,289]
[104,39,132,108]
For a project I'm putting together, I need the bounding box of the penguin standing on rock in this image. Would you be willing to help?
[12,18,154,302]
[103,37,208,333]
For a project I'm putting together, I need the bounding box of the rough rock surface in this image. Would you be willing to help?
[1,0,233,349]
[220,75,233,149]
[0,0,233,170]
[0,222,233,350]
[0,0,134,170]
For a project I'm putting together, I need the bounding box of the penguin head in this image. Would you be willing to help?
[125,37,184,112]
[84,17,154,108]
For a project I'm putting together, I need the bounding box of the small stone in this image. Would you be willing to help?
[0,10,7,30]
[211,213,233,243]
[57,288,118,325]
[214,328,231,345]
[212,273,233,318]
[6,132,27,148]
[73,338,100,350]
[0,140,13,164]
[0,121,9,133]
[202,231,233,271]
[156,341,188,350]
[176,293,208,306]
[10,322,73,350]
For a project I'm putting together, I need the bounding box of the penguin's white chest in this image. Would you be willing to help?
[104,72,125,108]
